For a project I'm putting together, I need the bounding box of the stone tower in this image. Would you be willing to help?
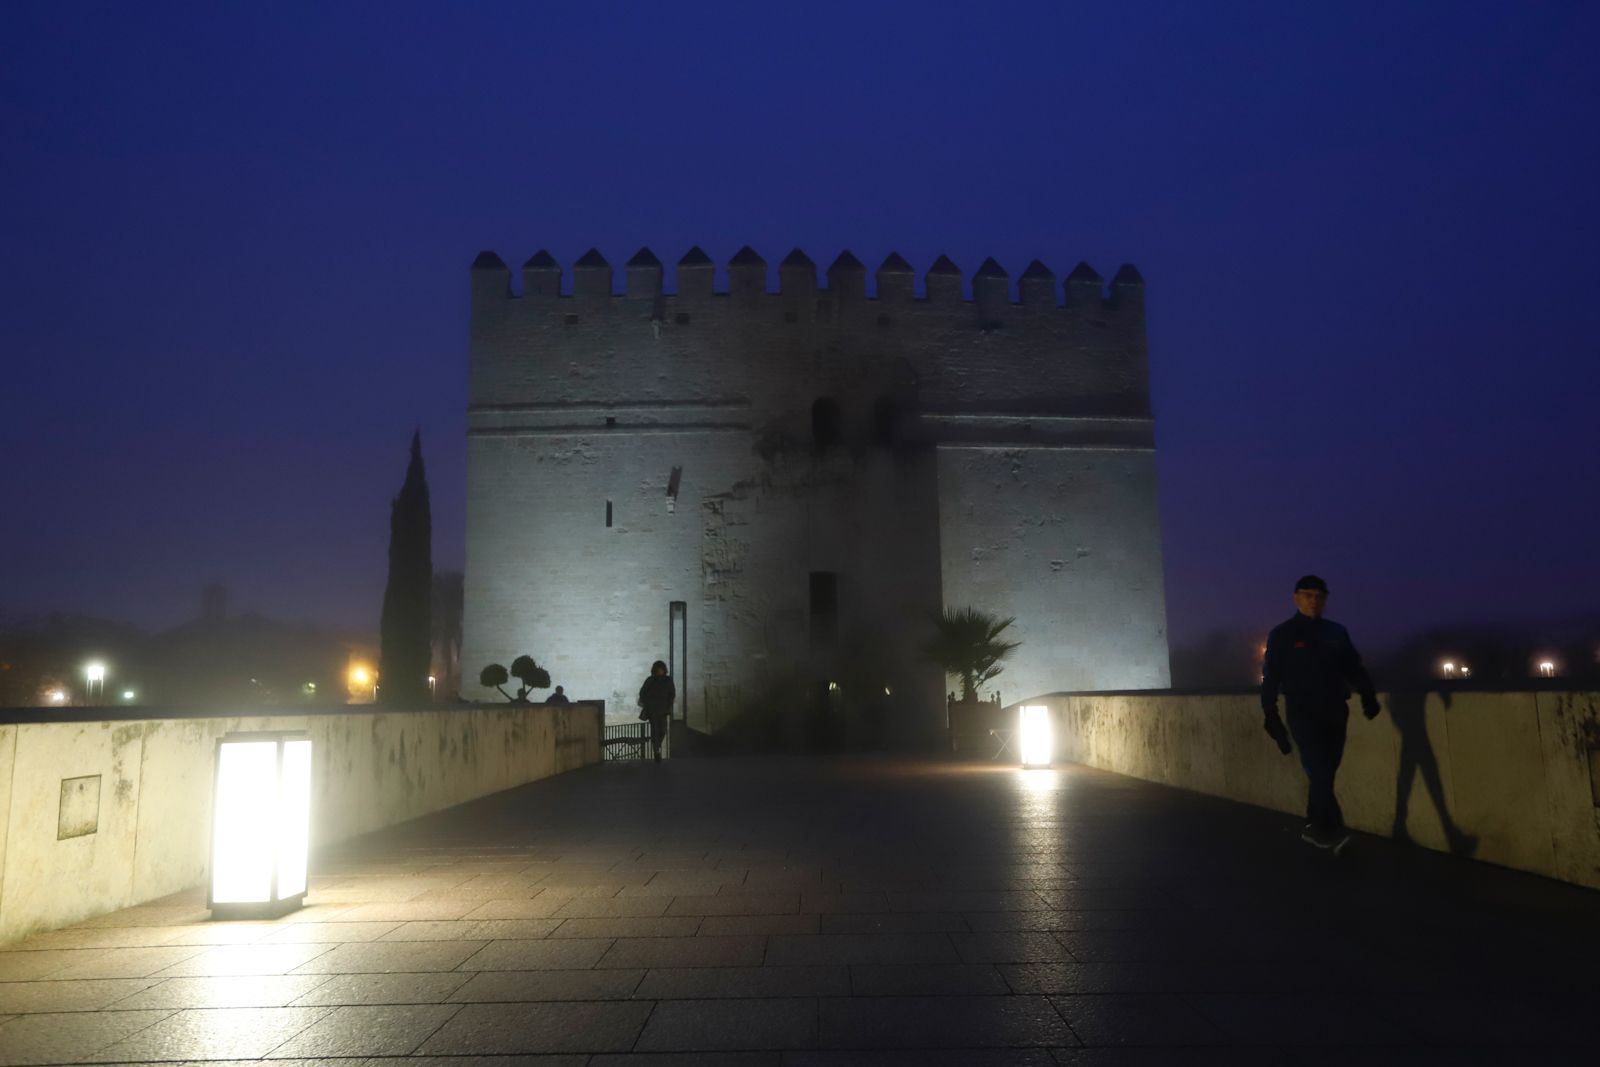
[462,245,1168,743]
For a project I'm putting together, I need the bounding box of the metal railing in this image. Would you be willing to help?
[602,721,670,761]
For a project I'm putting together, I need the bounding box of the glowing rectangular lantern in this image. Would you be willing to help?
[1019,705,1053,768]
[209,731,312,918]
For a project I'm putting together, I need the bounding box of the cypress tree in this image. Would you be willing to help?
[379,431,432,705]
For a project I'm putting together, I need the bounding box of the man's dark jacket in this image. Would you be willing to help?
[1260,614,1375,715]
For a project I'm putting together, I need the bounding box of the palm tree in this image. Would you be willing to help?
[921,607,1021,702]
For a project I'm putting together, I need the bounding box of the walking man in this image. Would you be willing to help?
[1261,574,1381,853]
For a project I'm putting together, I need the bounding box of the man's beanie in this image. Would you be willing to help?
[1294,574,1328,593]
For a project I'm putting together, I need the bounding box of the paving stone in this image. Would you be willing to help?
[819,912,968,934]
[550,896,673,918]
[887,892,1050,913]
[1386,992,1597,1046]
[290,971,473,1005]
[42,945,206,980]
[0,1008,173,1065]
[598,935,768,968]
[699,914,819,936]
[592,1053,780,1066]
[800,893,892,914]
[786,1052,1058,1066]
[636,997,818,1051]
[635,966,851,999]
[416,1000,653,1054]
[259,921,403,943]
[1182,993,1417,1045]
[1049,994,1224,1046]
[1048,1049,1295,1066]
[461,897,569,919]
[623,873,749,895]
[332,901,481,922]
[289,939,486,974]
[552,916,702,938]
[819,994,1075,1049]
[849,964,1011,996]
[666,895,800,917]
[88,1006,331,1061]
[449,968,645,1001]
[151,943,335,978]
[378,918,561,941]
[11,926,187,950]
[111,974,332,1009]
[765,933,960,967]
[159,923,301,946]
[459,937,613,970]
[267,1003,461,1057]
[951,932,1077,964]
[0,978,160,1013]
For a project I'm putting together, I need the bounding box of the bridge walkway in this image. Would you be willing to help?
[1,756,1596,1064]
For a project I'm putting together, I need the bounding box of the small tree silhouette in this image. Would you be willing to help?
[480,658,552,703]
[921,607,1021,702]
[510,655,551,702]
[479,663,512,700]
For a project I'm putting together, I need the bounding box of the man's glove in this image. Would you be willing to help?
[1361,694,1381,720]
[1263,716,1292,755]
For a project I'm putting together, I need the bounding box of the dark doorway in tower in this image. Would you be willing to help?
[809,572,838,649]
[811,397,840,451]
[668,600,687,720]
[872,397,899,446]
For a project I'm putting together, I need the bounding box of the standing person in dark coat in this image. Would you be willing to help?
[1261,574,1381,854]
[637,660,675,762]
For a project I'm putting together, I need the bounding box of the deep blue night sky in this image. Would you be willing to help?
[4,1,1597,651]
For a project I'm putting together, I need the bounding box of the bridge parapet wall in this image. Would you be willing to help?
[0,702,602,943]
[992,690,1600,890]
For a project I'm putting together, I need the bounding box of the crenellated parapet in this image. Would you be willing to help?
[468,245,1143,311]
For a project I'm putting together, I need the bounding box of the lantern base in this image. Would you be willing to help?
[208,893,306,920]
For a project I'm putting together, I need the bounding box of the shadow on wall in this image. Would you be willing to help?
[1387,689,1478,857]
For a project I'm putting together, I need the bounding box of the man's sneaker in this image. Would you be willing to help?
[1300,824,1332,849]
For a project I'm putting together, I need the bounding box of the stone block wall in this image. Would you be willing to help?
[997,690,1600,889]
[463,247,1170,737]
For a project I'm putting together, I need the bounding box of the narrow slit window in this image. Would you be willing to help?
[809,571,838,648]
[605,500,613,528]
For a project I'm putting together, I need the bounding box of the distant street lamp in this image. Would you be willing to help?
[209,731,312,918]
[1538,661,1556,678]
[121,690,135,702]
[1441,661,1456,678]
[84,662,106,703]
[348,665,376,703]
[47,689,66,705]
[427,675,437,696]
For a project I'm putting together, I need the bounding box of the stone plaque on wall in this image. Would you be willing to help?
[58,774,101,840]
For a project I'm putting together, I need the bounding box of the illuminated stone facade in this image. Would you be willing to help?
[463,246,1169,741]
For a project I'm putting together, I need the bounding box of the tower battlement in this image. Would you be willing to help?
[471,246,1142,311]
[462,236,1170,735]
